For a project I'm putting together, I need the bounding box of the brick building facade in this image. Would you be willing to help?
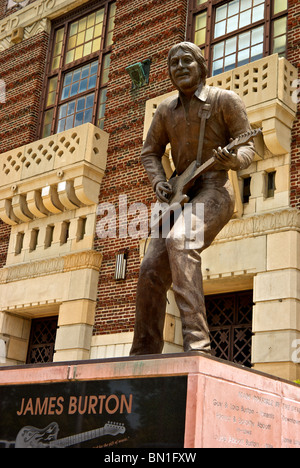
[0,0,299,380]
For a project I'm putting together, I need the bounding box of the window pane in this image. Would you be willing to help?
[224,53,236,71]
[105,3,116,47]
[274,16,287,36]
[213,42,224,60]
[46,77,58,107]
[98,88,107,129]
[225,37,236,55]
[227,15,238,33]
[216,4,227,22]
[42,109,54,138]
[239,31,251,50]
[238,48,250,66]
[273,35,286,55]
[251,43,263,61]
[101,53,111,86]
[61,61,98,101]
[51,27,64,71]
[212,58,224,76]
[274,0,287,14]
[215,20,226,38]
[194,11,207,46]
[252,4,264,22]
[251,25,264,45]
[239,10,249,28]
[240,0,251,12]
[228,0,239,16]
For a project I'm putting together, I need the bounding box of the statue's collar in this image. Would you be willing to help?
[175,84,209,108]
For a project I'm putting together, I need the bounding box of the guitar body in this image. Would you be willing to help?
[15,422,59,448]
[151,129,262,233]
[15,421,125,448]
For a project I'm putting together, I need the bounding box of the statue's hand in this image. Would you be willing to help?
[213,145,238,170]
[155,181,173,203]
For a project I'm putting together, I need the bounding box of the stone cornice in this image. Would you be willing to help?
[214,208,300,244]
[0,249,103,284]
[0,0,90,50]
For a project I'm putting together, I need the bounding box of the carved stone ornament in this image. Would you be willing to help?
[7,0,30,10]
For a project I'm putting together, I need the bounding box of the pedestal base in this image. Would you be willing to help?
[0,353,299,448]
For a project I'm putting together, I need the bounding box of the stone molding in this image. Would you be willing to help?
[0,249,103,284]
[214,208,300,244]
[0,0,90,50]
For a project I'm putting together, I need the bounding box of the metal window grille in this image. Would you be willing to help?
[206,290,253,367]
[26,317,58,364]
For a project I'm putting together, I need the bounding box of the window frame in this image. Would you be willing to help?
[38,0,115,139]
[187,0,288,76]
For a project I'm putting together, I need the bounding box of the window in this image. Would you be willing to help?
[243,176,251,203]
[29,228,39,251]
[188,0,287,76]
[206,291,253,367]
[26,317,58,364]
[266,171,276,198]
[40,1,116,138]
[15,232,24,255]
[60,220,70,245]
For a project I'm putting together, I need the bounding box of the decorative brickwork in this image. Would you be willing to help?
[288,0,300,209]
[93,0,188,335]
[0,31,49,154]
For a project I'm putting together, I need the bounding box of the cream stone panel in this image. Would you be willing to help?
[253,299,300,333]
[64,268,99,302]
[0,312,30,339]
[256,191,290,213]
[202,235,267,278]
[54,348,90,362]
[6,336,28,362]
[58,299,96,326]
[254,269,300,303]
[54,323,93,352]
[90,332,134,359]
[0,273,66,311]
[267,231,300,271]
[252,330,300,363]
[253,362,300,381]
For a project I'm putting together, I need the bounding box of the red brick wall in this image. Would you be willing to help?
[0,31,49,154]
[0,31,49,269]
[93,0,188,335]
[288,0,300,209]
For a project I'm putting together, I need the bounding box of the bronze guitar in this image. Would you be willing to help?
[151,128,262,233]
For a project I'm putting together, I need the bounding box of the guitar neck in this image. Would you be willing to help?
[50,426,105,448]
[188,156,217,186]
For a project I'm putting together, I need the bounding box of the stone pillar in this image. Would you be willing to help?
[252,230,300,380]
[54,299,96,362]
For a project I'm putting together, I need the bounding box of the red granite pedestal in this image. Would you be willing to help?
[0,353,299,448]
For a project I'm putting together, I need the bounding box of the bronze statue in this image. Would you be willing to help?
[130,42,255,356]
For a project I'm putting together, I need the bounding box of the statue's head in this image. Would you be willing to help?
[168,42,208,94]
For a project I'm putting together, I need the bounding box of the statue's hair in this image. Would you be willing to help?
[168,42,208,85]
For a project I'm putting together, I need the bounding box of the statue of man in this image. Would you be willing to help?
[130,42,255,355]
